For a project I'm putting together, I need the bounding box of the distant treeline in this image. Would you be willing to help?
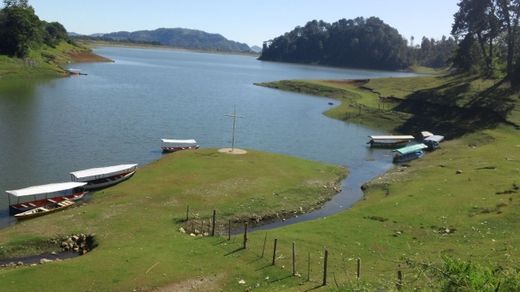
[73,35,162,47]
[0,0,70,58]
[259,17,457,71]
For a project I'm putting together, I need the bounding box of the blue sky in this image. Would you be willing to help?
[29,0,459,47]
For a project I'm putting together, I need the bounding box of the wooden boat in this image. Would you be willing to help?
[161,139,199,153]
[70,164,138,190]
[393,144,428,163]
[14,199,75,220]
[367,135,415,148]
[6,182,87,215]
[423,135,445,150]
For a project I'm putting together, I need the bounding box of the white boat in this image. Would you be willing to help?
[423,135,445,150]
[161,139,199,153]
[6,182,87,215]
[367,135,415,148]
[70,164,138,190]
[393,144,428,163]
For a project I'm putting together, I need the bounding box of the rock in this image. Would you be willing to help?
[30,263,37,267]
[194,229,200,234]
[238,279,246,285]
[456,170,463,174]
[61,241,68,248]
[179,227,186,234]
[73,247,79,253]
[71,235,79,241]
[189,233,196,237]
[203,232,209,237]
[16,261,23,266]
[40,258,53,264]
[51,251,57,255]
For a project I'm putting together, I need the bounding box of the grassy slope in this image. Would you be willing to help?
[0,41,111,80]
[0,149,345,291]
[246,75,520,290]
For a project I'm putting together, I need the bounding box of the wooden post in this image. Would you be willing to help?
[356,258,361,280]
[185,205,189,221]
[243,222,248,249]
[211,210,216,236]
[322,249,328,286]
[292,242,296,276]
[261,233,267,258]
[307,251,311,282]
[397,270,403,290]
[272,238,278,266]
[228,219,231,241]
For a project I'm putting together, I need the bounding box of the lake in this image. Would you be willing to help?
[0,47,415,227]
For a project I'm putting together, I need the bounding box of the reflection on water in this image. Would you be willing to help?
[0,47,415,228]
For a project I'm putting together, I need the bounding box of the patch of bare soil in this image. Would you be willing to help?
[154,274,224,292]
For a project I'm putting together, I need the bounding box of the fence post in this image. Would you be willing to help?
[261,233,267,258]
[356,258,361,280]
[228,219,231,241]
[211,210,216,236]
[292,242,296,276]
[322,248,328,286]
[272,238,278,266]
[185,205,189,221]
[243,222,248,249]
[397,270,403,290]
[307,251,311,282]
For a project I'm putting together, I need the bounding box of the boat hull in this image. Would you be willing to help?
[161,145,199,153]
[9,192,86,215]
[15,200,75,220]
[83,170,136,190]
[368,141,410,148]
[393,151,424,163]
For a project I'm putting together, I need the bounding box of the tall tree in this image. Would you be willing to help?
[496,0,520,77]
[452,0,499,75]
[0,3,41,57]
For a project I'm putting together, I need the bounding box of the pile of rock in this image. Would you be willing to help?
[60,233,96,255]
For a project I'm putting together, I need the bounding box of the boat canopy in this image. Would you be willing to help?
[70,164,138,181]
[161,139,198,145]
[424,135,445,143]
[393,144,428,155]
[6,182,87,198]
[368,135,415,141]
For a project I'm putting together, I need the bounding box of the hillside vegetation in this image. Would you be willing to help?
[259,17,456,71]
[0,1,110,80]
[96,28,252,53]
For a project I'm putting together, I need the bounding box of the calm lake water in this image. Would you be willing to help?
[0,47,415,227]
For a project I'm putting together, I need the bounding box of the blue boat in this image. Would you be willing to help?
[393,144,428,163]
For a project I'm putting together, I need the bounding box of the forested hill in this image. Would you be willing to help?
[100,28,252,53]
[259,17,411,70]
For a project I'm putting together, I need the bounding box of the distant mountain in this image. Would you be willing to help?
[250,45,262,53]
[100,28,251,53]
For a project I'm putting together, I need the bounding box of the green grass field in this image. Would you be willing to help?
[1,68,520,290]
[0,149,345,291]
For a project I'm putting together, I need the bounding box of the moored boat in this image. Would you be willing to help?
[161,139,199,153]
[393,143,428,163]
[70,164,138,190]
[367,135,415,148]
[14,199,76,220]
[6,182,87,215]
[423,135,445,150]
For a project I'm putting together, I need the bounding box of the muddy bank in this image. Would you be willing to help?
[0,233,97,268]
[68,51,113,63]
